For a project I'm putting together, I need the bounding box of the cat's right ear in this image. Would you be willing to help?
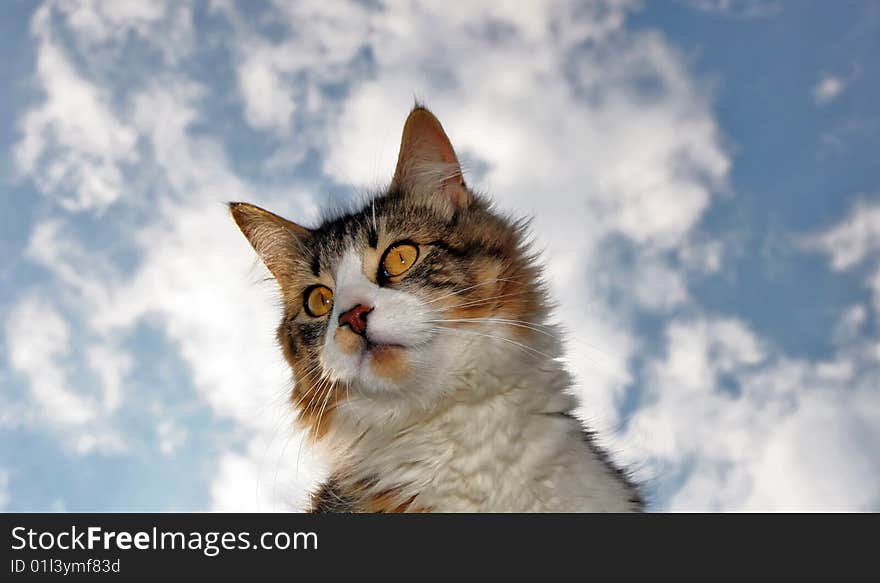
[392,106,469,218]
[229,202,311,290]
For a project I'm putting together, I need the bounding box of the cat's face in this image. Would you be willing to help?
[231,108,542,433]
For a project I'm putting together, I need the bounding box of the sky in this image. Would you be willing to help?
[1,0,878,512]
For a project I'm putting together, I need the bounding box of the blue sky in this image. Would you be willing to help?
[1,0,878,512]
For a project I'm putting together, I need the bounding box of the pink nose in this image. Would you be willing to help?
[338,304,373,336]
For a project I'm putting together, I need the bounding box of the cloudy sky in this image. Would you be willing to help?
[1,0,878,512]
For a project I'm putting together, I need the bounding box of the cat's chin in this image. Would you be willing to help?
[357,343,411,383]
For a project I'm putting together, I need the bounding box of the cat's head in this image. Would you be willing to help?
[231,107,546,434]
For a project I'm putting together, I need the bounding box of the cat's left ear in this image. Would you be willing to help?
[229,202,311,291]
[392,106,469,217]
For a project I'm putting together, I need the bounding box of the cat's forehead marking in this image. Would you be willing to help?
[306,196,465,281]
[310,209,367,276]
[367,219,379,249]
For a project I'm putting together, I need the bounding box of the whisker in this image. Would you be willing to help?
[291,370,326,410]
[421,277,527,305]
[437,290,533,311]
[312,380,336,444]
[427,317,559,339]
[272,413,300,506]
[430,325,558,361]
[293,361,331,404]
[299,372,331,413]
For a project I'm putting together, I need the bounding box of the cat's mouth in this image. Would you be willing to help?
[331,324,416,383]
[364,338,405,351]
[356,339,411,381]
[359,338,407,361]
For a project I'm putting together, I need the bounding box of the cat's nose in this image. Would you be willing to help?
[338,303,373,336]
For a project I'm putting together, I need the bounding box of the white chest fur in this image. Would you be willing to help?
[325,334,640,512]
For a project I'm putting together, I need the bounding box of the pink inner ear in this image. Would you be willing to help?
[396,107,460,168]
[393,107,469,212]
[415,115,459,166]
[228,202,311,289]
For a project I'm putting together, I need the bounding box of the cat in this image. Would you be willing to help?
[230,106,642,512]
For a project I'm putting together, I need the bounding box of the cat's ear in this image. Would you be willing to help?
[229,202,311,290]
[392,106,469,216]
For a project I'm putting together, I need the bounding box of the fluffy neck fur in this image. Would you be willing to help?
[313,323,641,512]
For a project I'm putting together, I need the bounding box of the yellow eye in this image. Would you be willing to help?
[304,285,333,317]
[382,242,419,277]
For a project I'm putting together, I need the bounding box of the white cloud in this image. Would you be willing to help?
[210,415,326,512]
[86,345,130,414]
[631,253,691,311]
[56,0,193,62]
[804,199,880,271]
[813,74,846,105]
[56,0,164,44]
[8,223,130,455]
[805,199,880,316]
[19,86,307,436]
[14,5,138,212]
[680,0,782,18]
[223,1,374,137]
[156,420,187,455]
[13,0,197,213]
[679,236,724,274]
[6,294,93,426]
[619,316,880,511]
[4,293,125,453]
[742,387,880,511]
[653,318,764,395]
[237,52,297,134]
[834,304,867,345]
